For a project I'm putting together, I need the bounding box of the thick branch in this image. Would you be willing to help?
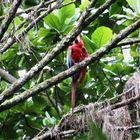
[0,19,140,111]
[0,0,116,104]
[0,68,17,83]
[0,0,22,40]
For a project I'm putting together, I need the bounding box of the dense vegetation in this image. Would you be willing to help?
[0,0,140,139]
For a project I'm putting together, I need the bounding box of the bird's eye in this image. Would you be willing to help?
[82,48,85,52]
[74,38,79,44]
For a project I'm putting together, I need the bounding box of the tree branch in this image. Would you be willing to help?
[0,0,116,105]
[73,86,135,114]
[0,68,17,83]
[32,129,77,140]
[0,0,22,40]
[0,18,140,111]
[116,125,140,131]
[117,38,140,47]
[101,69,117,91]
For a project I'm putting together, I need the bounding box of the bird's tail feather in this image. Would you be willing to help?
[71,77,76,113]
[78,67,87,84]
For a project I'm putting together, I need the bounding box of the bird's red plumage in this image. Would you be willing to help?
[67,36,88,113]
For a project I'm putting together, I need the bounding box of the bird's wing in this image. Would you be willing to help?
[66,49,72,68]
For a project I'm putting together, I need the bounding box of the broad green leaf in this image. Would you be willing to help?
[2,49,16,60]
[58,0,75,25]
[105,62,134,77]
[50,107,59,119]
[65,10,80,25]
[44,13,62,31]
[38,27,50,38]
[91,26,113,48]
[44,0,76,33]
[105,63,124,76]
[110,2,122,15]
[126,0,140,14]
[13,17,24,35]
[80,0,90,11]
[82,35,97,53]
[109,0,127,15]
[62,25,74,35]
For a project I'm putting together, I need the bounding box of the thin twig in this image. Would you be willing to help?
[101,69,117,91]
[44,91,61,118]
[116,124,140,131]
[117,38,140,47]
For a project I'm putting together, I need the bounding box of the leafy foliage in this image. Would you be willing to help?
[0,0,140,139]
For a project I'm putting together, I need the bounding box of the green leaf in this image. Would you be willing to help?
[126,0,140,14]
[24,0,38,6]
[105,63,123,76]
[32,95,47,110]
[63,105,70,113]
[44,0,75,33]
[2,49,16,61]
[65,11,79,25]
[14,17,24,35]
[82,35,97,53]
[91,26,113,48]
[38,27,50,38]
[43,112,56,127]
[62,25,74,35]
[80,0,90,11]
[50,107,59,119]
[104,62,134,77]
[87,120,108,140]
[110,3,122,15]
[44,13,62,31]
[109,0,127,15]
[58,0,75,25]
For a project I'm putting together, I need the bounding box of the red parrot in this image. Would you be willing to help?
[66,35,88,113]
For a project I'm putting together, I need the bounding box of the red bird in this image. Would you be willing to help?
[66,35,88,113]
